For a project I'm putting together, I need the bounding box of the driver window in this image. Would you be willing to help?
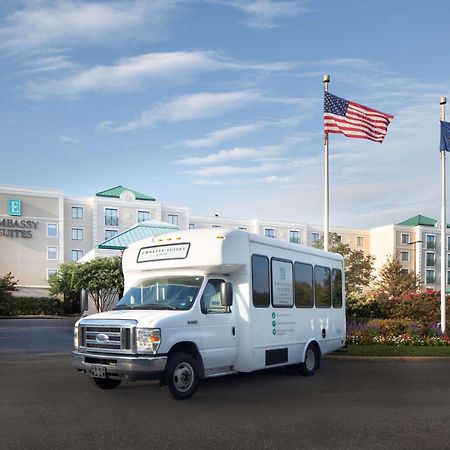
[201,279,229,314]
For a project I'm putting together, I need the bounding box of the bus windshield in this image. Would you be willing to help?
[114,276,204,311]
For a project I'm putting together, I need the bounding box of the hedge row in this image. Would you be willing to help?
[0,296,65,316]
[347,318,450,346]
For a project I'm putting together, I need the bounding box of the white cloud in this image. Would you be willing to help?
[181,124,264,148]
[0,0,178,54]
[22,54,78,73]
[175,146,279,165]
[188,162,285,177]
[59,135,80,144]
[218,0,310,28]
[26,51,297,99]
[107,91,262,132]
[193,174,295,186]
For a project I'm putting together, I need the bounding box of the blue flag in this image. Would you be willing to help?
[441,121,450,151]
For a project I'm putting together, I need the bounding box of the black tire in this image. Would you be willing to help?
[90,377,122,390]
[297,343,320,377]
[164,352,199,400]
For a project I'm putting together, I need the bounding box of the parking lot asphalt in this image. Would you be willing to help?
[1,318,450,450]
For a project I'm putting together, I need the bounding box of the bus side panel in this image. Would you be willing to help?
[248,242,346,371]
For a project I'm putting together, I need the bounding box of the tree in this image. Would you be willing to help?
[48,262,80,313]
[73,257,124,312]
[0,272,18,298]
[373,256,421,297]
[314,233,375,296]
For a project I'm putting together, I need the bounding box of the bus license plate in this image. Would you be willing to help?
[91,365,106,379]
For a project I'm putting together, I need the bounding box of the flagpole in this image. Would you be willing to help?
[440,96,447,334]
[323,74,330,252]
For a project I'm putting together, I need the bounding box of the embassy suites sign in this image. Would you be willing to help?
[0,218,39,238]
[0,199,38,238]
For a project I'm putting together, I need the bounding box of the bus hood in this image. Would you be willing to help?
[78,309,190,328]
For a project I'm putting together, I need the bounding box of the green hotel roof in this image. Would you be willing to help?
[398,214,450,228]
[398,215,438,227]
[97,220,178,250]
[96,185,155,201]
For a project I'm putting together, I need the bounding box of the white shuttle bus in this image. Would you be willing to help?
[72,228,346,399]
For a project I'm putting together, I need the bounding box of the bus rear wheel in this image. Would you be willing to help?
[297,343,319,376]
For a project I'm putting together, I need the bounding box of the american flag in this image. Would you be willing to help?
[324,91,393,143]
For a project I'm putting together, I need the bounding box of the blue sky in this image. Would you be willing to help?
[1,0,449,228]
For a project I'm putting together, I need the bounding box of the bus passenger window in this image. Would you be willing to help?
[332,269,343,308]
[294,262,314,308]
[252,255,270,307]
[315,266,331,308]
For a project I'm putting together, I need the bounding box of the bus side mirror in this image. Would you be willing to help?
[220,282,233,307]
[80,288,88,313]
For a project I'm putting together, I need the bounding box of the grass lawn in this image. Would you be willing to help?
[331,344,450,357]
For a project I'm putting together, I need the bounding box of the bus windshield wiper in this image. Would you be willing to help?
[147,305,178,310]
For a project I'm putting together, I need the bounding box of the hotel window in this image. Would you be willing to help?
[105,229,118,240]
[426,252,435,267]
[400,268,409,275]
[105,208,119,226]
[71,206,83,219]
[264,228,275,238]
[357,236,364,246]
[401,233,410,244]
[426,269,435,284]
[311,232,320,243]
[289,230,300,244]
[400,251,410,262]
[168,214,179,226]
[47,223,58,237]
[189,223,195,230]
[238,226,247,231]
[47,246,58,260]
[448,236,450,250]
[335,235,342,243]
[137,210,150,223]
[448,253,450,269]
[47,269,58,280]
[71,250,83,262]
[426,234,436,249]
[447,271,450,285]
[72,228,83,240]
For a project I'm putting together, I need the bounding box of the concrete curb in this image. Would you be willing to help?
[325,355,450,361]
[0,315,79,320]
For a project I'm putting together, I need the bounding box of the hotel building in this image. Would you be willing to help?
[0,184,447,296]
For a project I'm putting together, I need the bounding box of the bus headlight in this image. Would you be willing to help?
[136,328,161,354]
[74,326,79,349]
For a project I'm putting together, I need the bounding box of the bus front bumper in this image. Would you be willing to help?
[72,351,167,381]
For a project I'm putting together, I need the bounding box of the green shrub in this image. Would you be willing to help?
[0,296,65,316]
[346,292,390,319]
[0,272,18,298]
[347,289,450,327]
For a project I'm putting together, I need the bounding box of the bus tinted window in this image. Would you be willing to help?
[332,268,343,308]
[252,255,270,307]
[294,262,314,307]
[315,266,331,308]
